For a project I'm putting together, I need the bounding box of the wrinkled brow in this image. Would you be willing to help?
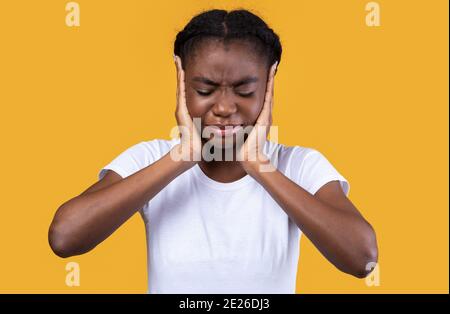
[192,76,258,87]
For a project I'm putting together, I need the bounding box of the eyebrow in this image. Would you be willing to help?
[192,76,259,87]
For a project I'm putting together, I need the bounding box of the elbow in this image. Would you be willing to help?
[48,223,74,258]
[352,224,379,279]
[353,246,378,279]
[48,207,78,258]
[49,242,73,259]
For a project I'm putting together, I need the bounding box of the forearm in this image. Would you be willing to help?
[246,161,377,278]
[50,145,193,257]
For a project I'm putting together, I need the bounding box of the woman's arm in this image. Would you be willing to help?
[239,61,377,278]
[244,161,378,278]
[49,55,201,259]
[48,145,194,258]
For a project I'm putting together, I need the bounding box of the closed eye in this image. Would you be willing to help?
[237,92,254,98]
[196,90,213,96]
[196,90,254,98]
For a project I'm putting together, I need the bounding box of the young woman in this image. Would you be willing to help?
[49,9,378,294]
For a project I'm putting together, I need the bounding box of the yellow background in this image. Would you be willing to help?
[0,0,448,293]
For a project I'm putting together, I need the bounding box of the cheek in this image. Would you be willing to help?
[185,88,208,117]
[250,103,264,121]
[237,100,263,124]
[245,91,266,120]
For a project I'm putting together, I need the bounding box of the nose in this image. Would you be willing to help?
[211,89,237,117]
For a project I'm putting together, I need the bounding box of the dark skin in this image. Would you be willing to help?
[49,39,378,279]
[175,40,378,278]
[183,39,269,183]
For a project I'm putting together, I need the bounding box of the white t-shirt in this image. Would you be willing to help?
[99,138,349,294]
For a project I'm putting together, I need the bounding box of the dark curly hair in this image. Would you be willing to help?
[174,9,282,72]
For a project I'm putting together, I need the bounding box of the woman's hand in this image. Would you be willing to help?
[171,55,202,166]
[238,61,278,174]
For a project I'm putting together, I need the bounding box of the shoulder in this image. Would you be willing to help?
[265,140,349,195]
[265,140,342,174]
[263,140,319,165]
[138,137,181,157]
[99,137,181,180]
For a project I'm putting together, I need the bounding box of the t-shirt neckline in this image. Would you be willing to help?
[192,163,254,191]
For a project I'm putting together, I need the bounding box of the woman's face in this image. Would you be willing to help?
[183,39,270,148]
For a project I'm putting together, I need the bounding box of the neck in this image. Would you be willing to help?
[198,158,247,183]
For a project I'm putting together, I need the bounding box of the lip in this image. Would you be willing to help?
[204,124,244,137]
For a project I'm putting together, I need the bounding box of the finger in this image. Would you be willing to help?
[266,61,277,105]
[174,56,192,129]
[174,56,183,122]
[178,66,189,119]
[256,61,277,126]
[175,56,181,110]
[268,62,276,122]
[174,56,187,111]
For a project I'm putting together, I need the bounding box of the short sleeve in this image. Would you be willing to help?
[98,140,166,220]
[296,149,350,196]
[98,140,161,180]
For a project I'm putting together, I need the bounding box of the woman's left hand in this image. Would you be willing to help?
[238,61,278,174]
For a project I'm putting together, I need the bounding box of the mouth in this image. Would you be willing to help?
[204,124,244,137]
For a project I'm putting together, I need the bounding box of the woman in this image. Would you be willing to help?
[49,9,378,294]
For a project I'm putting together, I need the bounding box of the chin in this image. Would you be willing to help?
[209,130,249,146]
[204,136,235,150]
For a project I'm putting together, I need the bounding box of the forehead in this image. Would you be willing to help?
[185,39,267,83]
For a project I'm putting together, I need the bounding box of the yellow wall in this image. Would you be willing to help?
[0,0,448,293]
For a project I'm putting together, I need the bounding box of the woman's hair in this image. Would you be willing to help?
[174,9,282,71]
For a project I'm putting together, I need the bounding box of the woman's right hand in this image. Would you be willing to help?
[171,55,202,166]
